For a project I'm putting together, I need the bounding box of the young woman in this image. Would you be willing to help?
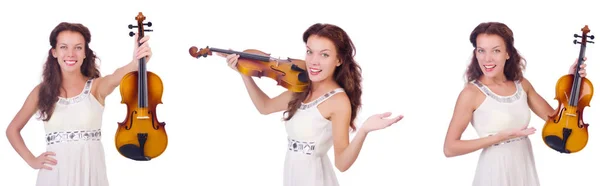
[6,22,152,186]
[218,23,403,186]
[442,22,588,186]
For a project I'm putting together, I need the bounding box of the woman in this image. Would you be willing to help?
[218,23,403,186]
[442,22,588,186]
[5,22,152,186]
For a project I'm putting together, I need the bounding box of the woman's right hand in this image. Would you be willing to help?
[27,151,57,170]
[216,51,240,72]
[497,125,536,141]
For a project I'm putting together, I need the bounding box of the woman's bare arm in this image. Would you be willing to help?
[443,85,509,157]
[6,85,42,165]
[328,94,360,172]
[521,78,555,121]
[239,75,294,115]
[93,34,151,104]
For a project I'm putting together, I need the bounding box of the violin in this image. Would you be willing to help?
[542,25,595,154]
[115,12,168,161]
[189,46,309,92]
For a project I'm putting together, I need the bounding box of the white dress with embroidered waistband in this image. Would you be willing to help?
[470,80,539,186]
[36,78,109,186]
[283,88,345,186]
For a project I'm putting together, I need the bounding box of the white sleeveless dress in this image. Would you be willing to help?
[283,88,345,186]
[470,80,540,186]
[36,78,109,186]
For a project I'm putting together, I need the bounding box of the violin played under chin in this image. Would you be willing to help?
[189,46,310,92]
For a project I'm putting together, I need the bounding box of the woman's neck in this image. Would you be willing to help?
[310,79,339,94]
[480,75,508,86]
[61,71,87,88]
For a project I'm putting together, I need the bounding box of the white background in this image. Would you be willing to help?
[1,0,598,185]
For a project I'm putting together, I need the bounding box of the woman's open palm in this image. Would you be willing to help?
[361,112,403,133]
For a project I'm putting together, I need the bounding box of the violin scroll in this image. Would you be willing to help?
[128,12,153,38]
[573,25,594,45]
[189,46,213,58]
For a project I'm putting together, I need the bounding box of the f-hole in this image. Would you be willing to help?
[576,110,585,128]
[270,65,287,76]
[149,111,159,130]
[126,111,137,130]
[553,108,566,123]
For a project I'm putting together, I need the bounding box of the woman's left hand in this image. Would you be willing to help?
[360,112,403,134]
[132,33,152,63]
[569,57,587,77]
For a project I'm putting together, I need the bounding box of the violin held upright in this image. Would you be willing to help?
[115,12,168,161]
[542,25,595,154]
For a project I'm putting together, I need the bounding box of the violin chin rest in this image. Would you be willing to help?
[119,144,152,161]
[544,135,571,154]
[298,72,309,83]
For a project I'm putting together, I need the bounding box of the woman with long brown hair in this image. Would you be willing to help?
[6,22,152,186]
[219,23,403,185]
[442,22,588,186]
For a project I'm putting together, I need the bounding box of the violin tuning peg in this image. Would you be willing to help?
[144,29,153,32]
[574,40,580,44]
[589,35,595,40]
[129,32,135,37]
[128,24,137,29]
[145,22,152,27]
[588,41,595,44]
[575,34,582,38]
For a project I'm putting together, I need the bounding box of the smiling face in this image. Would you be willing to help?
[51,30,86,74]
[305,35,341,83]
[475,33,510,79]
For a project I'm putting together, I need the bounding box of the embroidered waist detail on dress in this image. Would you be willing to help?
[46,129,102,145]
[288,138,316,155]
[493,136,527,146]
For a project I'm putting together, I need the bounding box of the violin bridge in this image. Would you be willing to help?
[136,108,150,119]
[137,115,150,119]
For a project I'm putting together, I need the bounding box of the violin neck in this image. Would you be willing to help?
[210,47,272,62]
[138,45,149,109]
[568,43,587,107]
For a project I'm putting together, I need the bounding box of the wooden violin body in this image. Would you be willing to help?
[542,74,593,153]
[542,25,595,154]
[115,12,168,161]
[189,46,309,92]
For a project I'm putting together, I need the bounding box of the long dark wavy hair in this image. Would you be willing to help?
[37,22,100,121]
[465,22,526,82]
[283,23,362,131]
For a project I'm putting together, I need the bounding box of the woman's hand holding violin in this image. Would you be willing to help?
[216,51,241,73]
[569,57,588,77]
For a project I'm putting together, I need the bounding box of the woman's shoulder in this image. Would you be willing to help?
[517,77,533,93]
[27,83,43,99]
[462,81,482,96]
[321,88,351,112]
[457,81,485,107]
